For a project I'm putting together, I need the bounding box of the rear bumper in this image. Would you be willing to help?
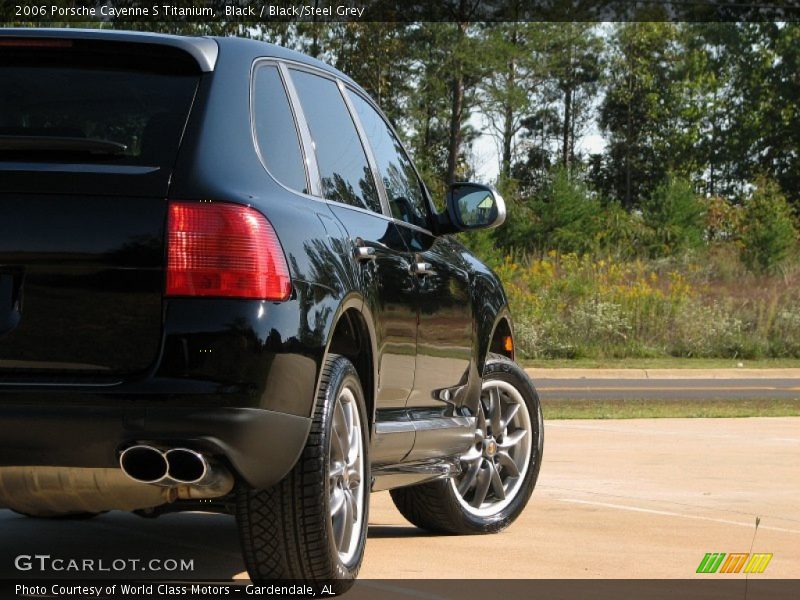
[0,404,310,489]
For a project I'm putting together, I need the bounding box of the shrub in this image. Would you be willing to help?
[496,252,800,359]
[704,195,742,243]
[641,175,706,257]
[597,200,649,259]
[739,177,798,275]
[528,168,603,255]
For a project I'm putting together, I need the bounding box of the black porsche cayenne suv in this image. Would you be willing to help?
[0,29,543,585]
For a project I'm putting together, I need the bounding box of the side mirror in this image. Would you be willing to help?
[446,182,506,231]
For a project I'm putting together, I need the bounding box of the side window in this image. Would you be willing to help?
[252,64,308,193]
[349,92,429,230]
[289,69,381,213]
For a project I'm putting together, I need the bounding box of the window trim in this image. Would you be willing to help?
[249,58,315,196]
[337,78,393,218]
[259,57,437,237]
[284,63,385,217]
[343,86,437,236]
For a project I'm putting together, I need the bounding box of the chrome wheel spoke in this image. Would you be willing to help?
[489,461,506,500]
[470,465,492,508]
[331,402,348,463]
[339,493,354,552]
[347,466,361,489]
[488,387,503,435]
[476,405,487,436]
[348,487,359,522]
[457,458,482,496]
[501,403,520,430]
[496,450,520,477]
[346,404,359,466]
[473,427,485,444]
[330,460,345,480]
[498,429,527,449]
[330,486,346,517]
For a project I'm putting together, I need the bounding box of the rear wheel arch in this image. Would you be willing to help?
[320,299,377,437]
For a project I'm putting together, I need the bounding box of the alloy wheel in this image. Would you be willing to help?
[328,386,365,564]
[451,379,533,517]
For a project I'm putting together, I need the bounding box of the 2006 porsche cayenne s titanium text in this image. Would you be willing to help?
[0,29,543,586]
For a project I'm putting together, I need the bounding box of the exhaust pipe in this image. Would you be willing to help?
[119,445,169,484]
[119,445,234,499]
[165,449,235,497]
[164,448,206,484]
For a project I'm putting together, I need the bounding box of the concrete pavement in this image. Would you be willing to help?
[1,417,797,580]
[363,417,800,578]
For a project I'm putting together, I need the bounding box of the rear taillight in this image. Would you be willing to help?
[166,201,291,300]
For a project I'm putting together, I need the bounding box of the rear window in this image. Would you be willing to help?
[0,50,199,168]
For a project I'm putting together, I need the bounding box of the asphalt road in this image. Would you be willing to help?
[534,378,800,400]
[1,417,798,584]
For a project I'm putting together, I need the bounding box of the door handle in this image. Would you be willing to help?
[354,246,376,263]
[410,261,435,277]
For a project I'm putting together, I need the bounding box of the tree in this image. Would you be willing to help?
[526,168,603,256]
[641,175,706,257]
[478,23,548,181]
[730,24,800,205]
[331,23,412,125]
[544,23,603,172]
[599,23,683,208]
[740,178,798,274]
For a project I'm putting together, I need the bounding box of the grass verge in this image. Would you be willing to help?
[542,398,800,419]
[524,357,800,369]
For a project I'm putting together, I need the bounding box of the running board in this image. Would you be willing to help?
[371,458,461,492]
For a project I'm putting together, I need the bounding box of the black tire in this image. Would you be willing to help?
[236,354,370,591]
[390,354,543,534]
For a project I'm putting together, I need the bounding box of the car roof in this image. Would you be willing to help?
[0,28,356,85]
[212,35,358,86]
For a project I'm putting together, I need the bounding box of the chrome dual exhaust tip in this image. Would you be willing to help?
[119,445,169,484]
[163,448,207,484]
[119,445,218,488]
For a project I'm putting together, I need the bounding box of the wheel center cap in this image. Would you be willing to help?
[484,438,498,457]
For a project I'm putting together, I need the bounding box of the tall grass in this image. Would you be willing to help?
[497,249,800,359]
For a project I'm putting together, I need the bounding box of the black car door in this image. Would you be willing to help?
[287,67,417,465]
[347,89,475,462]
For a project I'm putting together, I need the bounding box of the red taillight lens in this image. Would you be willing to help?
[166,201,291,300]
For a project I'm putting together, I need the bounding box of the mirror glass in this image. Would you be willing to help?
[452,185,499,228]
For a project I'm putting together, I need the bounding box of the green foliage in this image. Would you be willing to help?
[499,252,800,360]
[596,201,649,259]
[532,169,603,255]
[740,178,798,274]
[641,176,706,257]
[598,23,683,207]
[487,169,603,257]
